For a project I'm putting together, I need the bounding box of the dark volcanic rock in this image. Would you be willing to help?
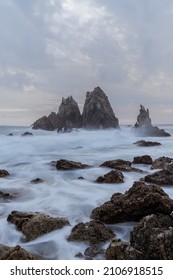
[100,159,142,173]
[67,220,115,245]
[96,170,124,183]
[0,244,37,260]
[133,105,170,137]
[7,211,70,242]
[0,169,10,177]
[130,213,173,259]
[82,87,119,129]
[21,132,33,136]
[90,181,173,223]
[105,239,144,260]
[30,178,44,184]
[144,170,173,185]
[133,140,161,147]
[151,156,173,170]
[56,159,90,170]
[133,155,153,165]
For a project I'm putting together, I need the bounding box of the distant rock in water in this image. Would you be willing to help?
[32,96,82,131]
[133,105,170,137]
[82,87,119,129]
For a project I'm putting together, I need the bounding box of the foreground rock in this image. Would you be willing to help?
[67,220,114,245]
[144,169,173,185]
[130,213,173,259]
[151,156,173,170]
[96,170,124,183]
[133,105,170,136]
[56,159,90,170]
[0,244,37,260]
[133,155,153,165]
[90,181,173,223]
[0,191,13,200]
[7,211,70,241]
[100,159,143,173]
[133,140,161,147]
[0,169,10,177]
[105,239,144,260]
[82,87,119,129]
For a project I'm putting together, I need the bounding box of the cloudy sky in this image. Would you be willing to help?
[1,0,173,125]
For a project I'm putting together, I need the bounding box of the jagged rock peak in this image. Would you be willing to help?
[82,86,119,129]
[134,105,170,137]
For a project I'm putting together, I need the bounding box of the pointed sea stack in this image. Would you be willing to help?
[82,87,119,129]
[133,105,170,137]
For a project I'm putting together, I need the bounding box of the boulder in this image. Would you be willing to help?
[21,132,33,136]
[82,87,119,129]
[100,159,143,172]
[67,220,115,245]
[32,112,59,130]
[0,244,37,260]
[105,238,144,260]
[133,105,170,136]
[90,181,173,223]
[0,170,10,177]
[95,170,124,183]
[133,140,161,147]
[151,156,173,170]
[133,155,153,165]
[144,169,173,185]
[130,213,173,259]
[0,191,13,200]
[7,211,70,242]
[56,159,90,170]
[30,178,44,184]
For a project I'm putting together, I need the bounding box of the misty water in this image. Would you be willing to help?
[0,125,173,259]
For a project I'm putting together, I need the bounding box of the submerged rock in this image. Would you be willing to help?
[133,155,153,165]
[21,132,33,136]
[7,211,70,242]
[67,220,115,245]
[82,87,119,129]
[133,140,161,147]
[90,181,173,223]
[30,178,44,184]
[56,159,90,170]
[96,170,124,183]
[0,244,37,260]
[133,105,170,137]
[0,191,13,200]
[105,238,144,260]
[130,213,173,259]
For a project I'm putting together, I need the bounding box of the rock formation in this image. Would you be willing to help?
[134,105,170,136]
[32,87,119,130]
[82,87,119,129]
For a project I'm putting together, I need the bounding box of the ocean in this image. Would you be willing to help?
[0,125,173,259]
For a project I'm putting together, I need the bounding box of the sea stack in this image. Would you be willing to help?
[82,87,119,129]
[133,105,170,137]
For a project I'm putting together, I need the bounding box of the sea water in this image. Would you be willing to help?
[0,125,173,259]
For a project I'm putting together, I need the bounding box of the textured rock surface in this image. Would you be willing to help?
[96,170,124,183]
[82,87,119,129]
[7,211,70,241]
[134,105,170,136]
[130,213,173,259]
[133,140,161,147]
[105,239,144,260]
[151,156,173,170]
[90,181,173,223]
[67,220,115,245]
[100,159,143,172]
[56,159,90,170]
[133,155,153,165]
[0,169,10,177]
[144,170,173,185]
[32,112,59,130]
[0,244,37,260]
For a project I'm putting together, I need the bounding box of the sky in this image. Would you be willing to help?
[1,0,173,125]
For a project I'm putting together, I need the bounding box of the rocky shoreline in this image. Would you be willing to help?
[1,147,173,259]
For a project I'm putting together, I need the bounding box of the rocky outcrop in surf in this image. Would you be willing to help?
[32,87,119,130]
[133,105,170,136]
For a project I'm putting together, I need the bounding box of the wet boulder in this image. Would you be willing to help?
[56,159,90,170]
[133,155,153,165]
[95,170,124,183]
[151,156,173,170]
[82,87,119,129]
[133,140,161,147]
[0,244,37,260]
[130,213,173,259]
[90,181,173,223]
[100,159,131,171]
[0,170,10,177]
[144,170,173,185]
[7,211,70,242]
[67,220,115,245]
[105,238,144,260]
[30,178,44,184]
[0,191,13,200]
[21,132,33,136]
